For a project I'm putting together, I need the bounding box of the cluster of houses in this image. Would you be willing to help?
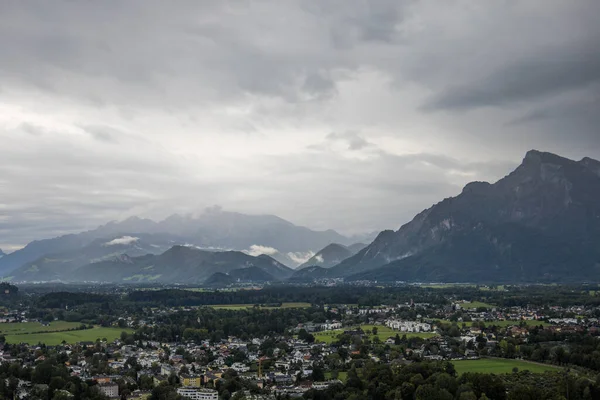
[5,299,600,398]
[385,319,431,333]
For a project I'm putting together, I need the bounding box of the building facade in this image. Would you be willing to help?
[176,388,218,400]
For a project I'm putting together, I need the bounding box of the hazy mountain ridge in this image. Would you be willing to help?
[8,235,174,282]
[327,150,600,282]
[0,209,362,276]
[204,266,277,286]
[68,245,293,283]
[299,243,366,269]
[289,266,329,282]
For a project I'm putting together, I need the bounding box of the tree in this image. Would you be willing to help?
[298,329,315,343]
[150,383,181,400]
[52,390,74,400]
[416,384,453,400]
[311,365,325,382]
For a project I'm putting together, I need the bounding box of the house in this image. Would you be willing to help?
[161,364,176,376]
[312,380,342,390]
[385,319,431,333]
[98,382,119,398]
[153,375,169,386]
[176,388,218,400]
[181,374,203,387]
[93,376,112,384]
[231,362,250,373]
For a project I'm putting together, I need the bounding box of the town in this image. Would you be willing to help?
[1,283,600,399]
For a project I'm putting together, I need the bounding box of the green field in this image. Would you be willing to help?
[419,284,477,289]
[452,358,560,375]
[479,285,506,291]
[0,321,82,335]
[435,319,550,328]
[314,324,437,344]
[5,327,132,345]
[210,302,311,310]
[460,301,496,309]
[485,320,550,327]
[325,371,348,382]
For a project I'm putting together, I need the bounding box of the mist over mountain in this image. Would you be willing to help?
[0,209,364,277]
[325,151,600,283]
[4,150,600,284]
[68,245,293,284]
[8,235,175,282]
[299,243,366,269]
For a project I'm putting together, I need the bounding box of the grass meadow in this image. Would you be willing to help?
[0,321,132,345]
[452,358,560,375]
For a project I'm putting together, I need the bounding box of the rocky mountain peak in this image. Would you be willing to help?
[522,149,573,166]
[462,181,492,195]
[327,150,600,283]
[580,156,600,177]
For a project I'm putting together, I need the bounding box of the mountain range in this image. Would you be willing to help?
[3,150,600,284]
[299,243,366,269]
[320,150,600,283]
[68,245,293,284]
[0,209,375,279]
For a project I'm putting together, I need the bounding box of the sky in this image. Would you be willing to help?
[1,0,599,252]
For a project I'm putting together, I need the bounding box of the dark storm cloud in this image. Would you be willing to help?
[424,45,600,111]
[1,0,599,251]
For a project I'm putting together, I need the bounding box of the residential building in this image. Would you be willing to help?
[181,374,202,387]
[98,382,119,398]
[177,388,218,400]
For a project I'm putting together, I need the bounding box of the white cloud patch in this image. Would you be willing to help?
[287,251,315,265]
[315,254,324,263]
[245,245,279,257]
[104,236,139,246]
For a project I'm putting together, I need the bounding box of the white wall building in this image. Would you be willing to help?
[177,388,219,400]
[231,362,250,372]
[98,383,119,398]
[385,319,431,332]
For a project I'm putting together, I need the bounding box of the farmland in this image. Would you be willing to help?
[459,301,496,309]
[435,319,551,328]
[314,324,437,344]
[0,321,82,335]
[209,302,312,310]
[452,358,560,375]
[5,326,132,346]
[485,320,551,327]
[0,321,132,345]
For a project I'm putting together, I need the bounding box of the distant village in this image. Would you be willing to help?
[1,296,598,399]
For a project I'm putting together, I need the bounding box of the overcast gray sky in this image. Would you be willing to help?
[1,0,599,252]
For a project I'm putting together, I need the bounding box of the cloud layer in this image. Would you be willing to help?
[1,1,599,251]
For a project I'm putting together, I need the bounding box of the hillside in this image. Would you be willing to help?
[288,266,329,282]
[299,243,353,269]
[9,235,174,282]
[70,245,293,284]
[327,150,600,283]
[204,266,277,287]
[0,209,360,276]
